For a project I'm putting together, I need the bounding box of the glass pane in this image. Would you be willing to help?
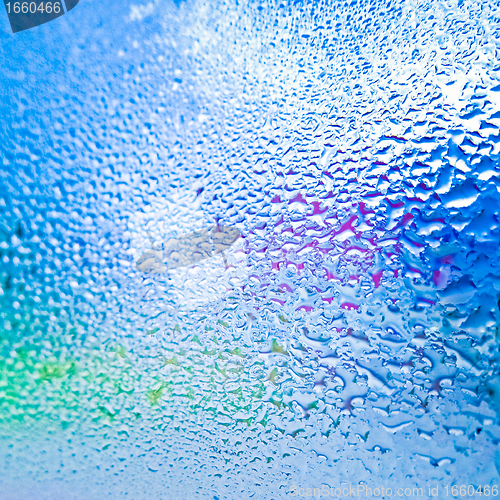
[1,0,499,497]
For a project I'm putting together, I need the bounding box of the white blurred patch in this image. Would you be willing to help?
[129,2,155,22]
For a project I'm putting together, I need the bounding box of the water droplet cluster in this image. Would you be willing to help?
[1,0,500,496]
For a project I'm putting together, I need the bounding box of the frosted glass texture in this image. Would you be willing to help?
[1,0,500,498]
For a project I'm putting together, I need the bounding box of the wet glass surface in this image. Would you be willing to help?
[1,0,500,498]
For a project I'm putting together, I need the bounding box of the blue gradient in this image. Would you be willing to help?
[1,0,500,498]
